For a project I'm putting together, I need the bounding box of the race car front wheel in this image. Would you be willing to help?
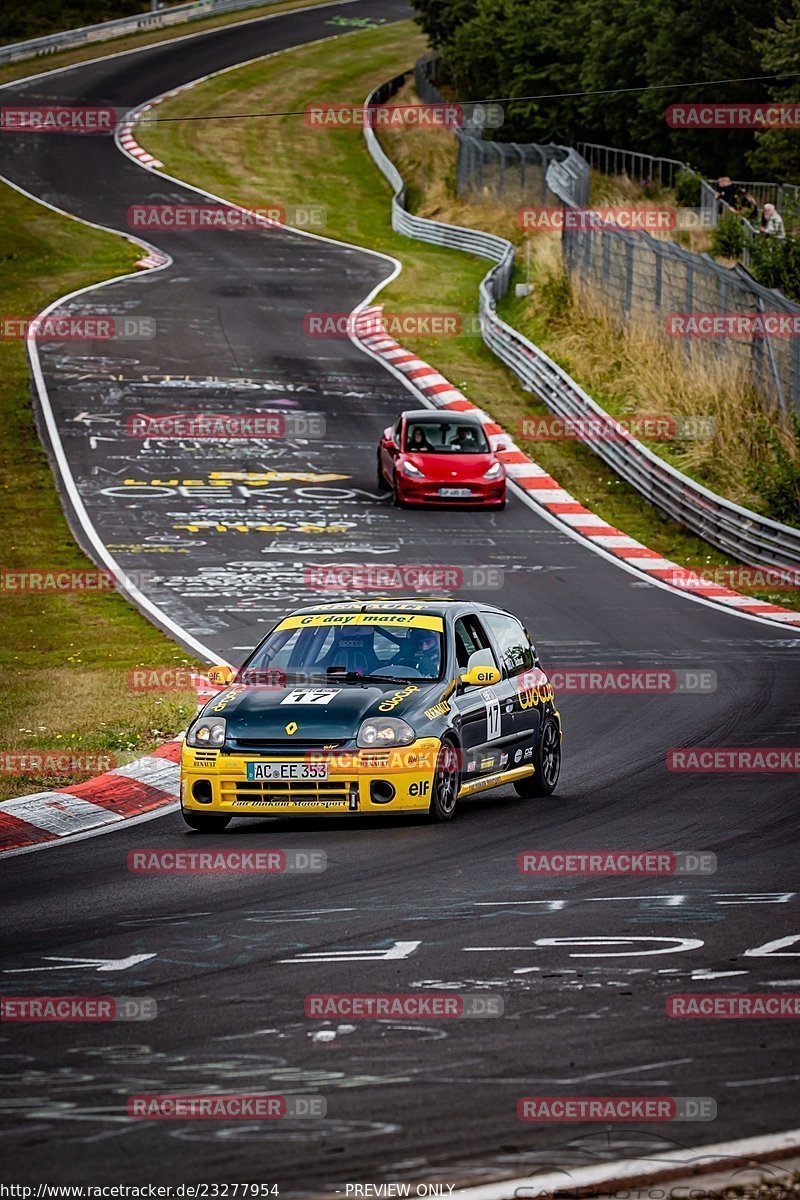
[392,475,405,508]
[182,811,232,833]
[429,739,460,821]
[514,716,561,798]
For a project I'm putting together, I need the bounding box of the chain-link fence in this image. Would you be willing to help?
[562,223,800,410]
[414,58,589,207]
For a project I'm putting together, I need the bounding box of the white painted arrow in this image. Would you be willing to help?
[71,411,117,425]
[4,954,156,973]
[278,939,420,964]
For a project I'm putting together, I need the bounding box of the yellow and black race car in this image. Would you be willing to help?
[180,599,561,830]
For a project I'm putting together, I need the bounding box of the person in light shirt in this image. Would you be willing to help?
[760,203,786,239]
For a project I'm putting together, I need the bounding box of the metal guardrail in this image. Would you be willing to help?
[363,73,800,568]
[0,0,289,65]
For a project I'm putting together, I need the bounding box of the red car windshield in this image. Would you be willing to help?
[405,421,489,454]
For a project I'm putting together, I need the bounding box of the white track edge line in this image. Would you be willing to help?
[451,1127,800,1200]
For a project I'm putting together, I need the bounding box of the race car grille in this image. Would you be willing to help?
[220,780,356,802]
[228,738,348,752]
[192,751,218,766]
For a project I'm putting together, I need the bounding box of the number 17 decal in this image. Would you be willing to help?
[482,686,501,741]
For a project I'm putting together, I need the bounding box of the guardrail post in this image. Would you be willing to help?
[625,237,634,315]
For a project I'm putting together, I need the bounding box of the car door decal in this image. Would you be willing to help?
[481,686,501,741]
[280,688,341,705]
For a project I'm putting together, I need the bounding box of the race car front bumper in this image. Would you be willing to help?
[180,738,443,817]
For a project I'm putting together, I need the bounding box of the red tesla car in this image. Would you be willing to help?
[377,410,507,509]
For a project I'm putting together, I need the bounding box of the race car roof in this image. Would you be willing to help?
[400,409,484,425]
[289,598,507,617]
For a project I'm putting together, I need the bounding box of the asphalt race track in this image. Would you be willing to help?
[1,1,799,1190]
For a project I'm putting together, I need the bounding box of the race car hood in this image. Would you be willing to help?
[203,681,435,742]
[406,451,497,480]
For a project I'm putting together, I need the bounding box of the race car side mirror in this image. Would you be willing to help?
[460,665,501,688]
[208,664,234,686]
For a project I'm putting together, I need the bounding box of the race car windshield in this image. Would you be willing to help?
[241,619,445,683]
[405,421,489,454]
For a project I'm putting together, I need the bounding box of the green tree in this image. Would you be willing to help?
[445,0,585,141]
[749,0,800,181]
[635,0,781,174]
[412,0,481,50]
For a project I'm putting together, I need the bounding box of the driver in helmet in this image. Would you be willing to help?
[395,627,441,677]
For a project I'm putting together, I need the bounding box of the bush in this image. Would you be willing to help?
[744,413,800,525]
[748,234,800,303]
[710,213,745,259]
[674,168,701,208]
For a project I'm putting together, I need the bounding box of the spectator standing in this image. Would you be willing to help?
[715,175,737,214]
[760,203,786,238]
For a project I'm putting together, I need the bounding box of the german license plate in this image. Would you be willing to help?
[439,487,471,497]
[246,762,328,781]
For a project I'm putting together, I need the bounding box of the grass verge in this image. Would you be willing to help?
[0,184,202,802]
[141,21,800,613]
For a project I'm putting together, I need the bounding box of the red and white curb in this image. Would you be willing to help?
[0,741,182,857]
[0,677,222,856]
[118,83,197,176]
[118,107,164,169]
[354,306,800,628]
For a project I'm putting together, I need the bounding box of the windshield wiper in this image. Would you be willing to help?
[325,670,429,684]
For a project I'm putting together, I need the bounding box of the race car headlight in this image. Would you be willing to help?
[483,461,503,479]
[186,716,227,748]
[401,460,425,478]
[357,717,415,747]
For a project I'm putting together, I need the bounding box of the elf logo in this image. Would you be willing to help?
[409,780,430,797]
